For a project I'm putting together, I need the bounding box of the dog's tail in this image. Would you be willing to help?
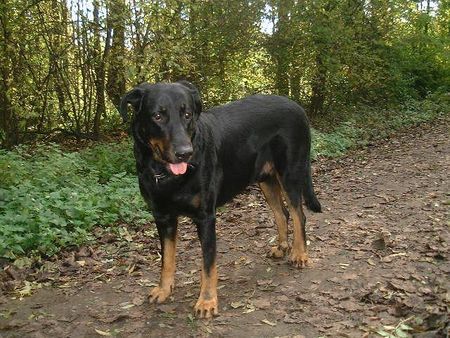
[303,157,322,212]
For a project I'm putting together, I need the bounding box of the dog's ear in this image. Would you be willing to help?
[119,87,145,123]
[178,80,202,115]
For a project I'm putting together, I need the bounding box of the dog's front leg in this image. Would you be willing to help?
[149,215,178,304]
[194,215,218,318]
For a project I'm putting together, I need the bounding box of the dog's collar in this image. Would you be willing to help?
[153,171,167,185]
[150,165,168,185]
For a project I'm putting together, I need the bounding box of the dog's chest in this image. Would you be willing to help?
[154,186,201,216]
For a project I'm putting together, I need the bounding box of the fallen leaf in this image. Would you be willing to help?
[242,304,256,314]
[18,281,42,298]
[203,325,213,334]
[231,301,245,309]
[120,303,135,310]
[95,328,111,336]
[119,227,133,242]
[367,258,376,266]
[261,319,276,326]
[253,298,271,309]
[256,279,273,286]
[127,264,136,274]
[382,252,407,263]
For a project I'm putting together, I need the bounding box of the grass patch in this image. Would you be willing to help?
[0,141,152,259]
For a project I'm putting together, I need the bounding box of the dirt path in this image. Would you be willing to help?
[1,118,449,338]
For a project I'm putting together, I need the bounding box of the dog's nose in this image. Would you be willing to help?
[175,146,193,162]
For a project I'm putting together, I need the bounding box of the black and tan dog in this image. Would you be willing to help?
[120,81,321,318]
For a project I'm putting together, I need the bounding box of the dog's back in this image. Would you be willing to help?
[204,94,309,133]
[198,95,314,206]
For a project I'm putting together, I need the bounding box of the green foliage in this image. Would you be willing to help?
[376,317,415,338]
[0,142,152,259]
[312,121,363,158]
[79,141,136,183]
[312,95,448,159]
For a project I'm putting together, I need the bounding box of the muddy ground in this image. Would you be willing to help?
[0,118,448,338]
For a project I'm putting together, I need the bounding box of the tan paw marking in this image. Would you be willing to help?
[269,246,285,258]
[149,285,172,303]
[194,297,218,319]
[268,242,289,259]
[289,250,308,268]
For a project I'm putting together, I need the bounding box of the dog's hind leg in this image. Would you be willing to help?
[277,171,309,268]
[287,200,308,268]
[259,175,290,259]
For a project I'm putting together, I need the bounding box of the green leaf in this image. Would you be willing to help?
[399,324,413,331]
[376,330,392,337]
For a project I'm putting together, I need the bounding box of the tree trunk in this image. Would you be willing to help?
[271,0,291,97]
[106,0,127,111]
[92,0,110,140]
[309,53,327,116]
[132,0,146,84]
[0,4,19,148]
[290,69,301,104]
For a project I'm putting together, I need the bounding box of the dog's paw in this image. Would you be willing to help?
[289,250,308,268]
[194,296,218,319]
[268,246,286,258]
[149,285,172,303]
[268,242,289,259]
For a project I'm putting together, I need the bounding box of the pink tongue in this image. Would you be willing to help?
[168,162,188,175]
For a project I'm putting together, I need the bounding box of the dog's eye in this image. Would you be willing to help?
[184,112,192,120]
[153,113,162,122]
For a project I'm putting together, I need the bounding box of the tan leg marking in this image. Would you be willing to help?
[276,175,308,268]
[260,161,275,175]
[150,237,176,303]
[259,177,289,259]
[287,201,308,268]
[194,259,218,319]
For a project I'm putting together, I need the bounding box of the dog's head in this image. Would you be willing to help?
[120,81,202,175]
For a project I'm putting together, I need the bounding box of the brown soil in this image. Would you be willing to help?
[1,119,449,338]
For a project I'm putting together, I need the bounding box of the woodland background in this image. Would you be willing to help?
[0,0,449,258]
[1,0,449,147]
[0,4,449,335]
